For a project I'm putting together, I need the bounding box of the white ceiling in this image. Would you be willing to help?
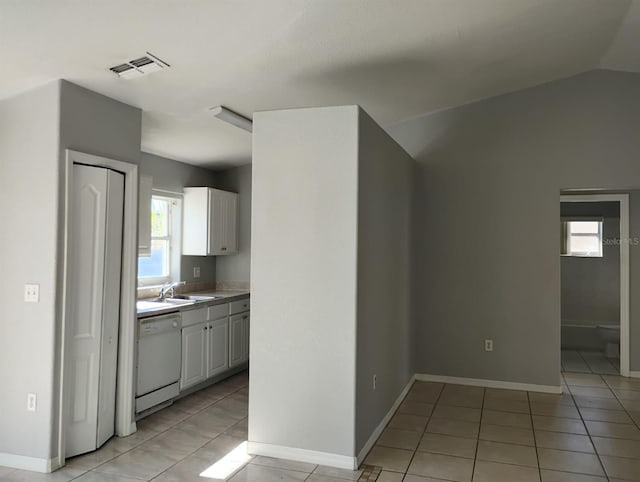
[0,0,637,169]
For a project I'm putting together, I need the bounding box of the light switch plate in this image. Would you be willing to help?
[193,266,200,279]
[24,284,40,303]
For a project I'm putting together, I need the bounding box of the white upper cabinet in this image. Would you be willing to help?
[138,175,153,256]
[183,187,238,256]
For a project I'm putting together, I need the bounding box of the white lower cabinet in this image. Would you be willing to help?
[180,298,249,391]
[181,323,207,390]
[181,307,230,391]
[229,312,249,368]
[207,317,229,378]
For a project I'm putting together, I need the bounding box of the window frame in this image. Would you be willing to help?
[561,218,603,258]
[137,194,182,287]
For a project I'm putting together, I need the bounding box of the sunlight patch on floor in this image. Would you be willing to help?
[199,441,251,480]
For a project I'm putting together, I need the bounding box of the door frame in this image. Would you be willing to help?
[560,193,630,377]
[58,150,138,467]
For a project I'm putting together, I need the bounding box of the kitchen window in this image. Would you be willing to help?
[561,219,603,257]
[138,195,181,285]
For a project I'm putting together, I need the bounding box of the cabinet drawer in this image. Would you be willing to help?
[181,307,208,327]
[208,303,229,321]
[229,299,250,315]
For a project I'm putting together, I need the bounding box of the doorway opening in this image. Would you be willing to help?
[560,193,629,377]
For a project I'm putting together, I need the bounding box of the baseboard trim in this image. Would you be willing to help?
[415,373,562,394]
[629,371,640,379]
[247,442,356,470]
[0,453,58,473]
[356,375,416,466]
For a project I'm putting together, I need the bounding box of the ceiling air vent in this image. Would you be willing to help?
[109,52,170,79]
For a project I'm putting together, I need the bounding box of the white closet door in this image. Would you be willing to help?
[66,165,123,457]
[96,170,123,448]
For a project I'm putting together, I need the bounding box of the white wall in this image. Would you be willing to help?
[0,82,61,464]
[356,110,413,453]
[249,106,359,459]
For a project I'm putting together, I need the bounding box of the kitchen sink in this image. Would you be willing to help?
[151,297,195,305]
[169,294,221,301]
[137,300,170,311]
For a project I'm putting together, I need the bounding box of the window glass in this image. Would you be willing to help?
[563,219,603,257]
[151,198,168,237]
[570,221,599,234]
[138,196,178,284]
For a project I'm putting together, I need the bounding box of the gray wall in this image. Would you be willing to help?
[0,80,142,464]
[389,69,640,384]
[57,81,142,457]
[561,202,620,327]
[0,82,61,462]
[249,106,359,458]
[139,152,220,284]
[216,164,252,286]
[356,110,413,453]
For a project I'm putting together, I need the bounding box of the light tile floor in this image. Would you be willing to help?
[562,350,620,375]
[363,373,640,481]
[3,371,640,481]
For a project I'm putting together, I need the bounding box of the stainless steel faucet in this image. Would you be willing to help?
[159,281,186,300]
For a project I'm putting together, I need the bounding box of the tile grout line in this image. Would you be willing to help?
[398,380,445,481]
[469,385,486,482]
[526,387,543,482]
[564,372,611,481]
[602,376,640,433]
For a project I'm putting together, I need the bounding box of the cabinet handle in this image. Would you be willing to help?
[204,326,208,330]
[221,247,227,251]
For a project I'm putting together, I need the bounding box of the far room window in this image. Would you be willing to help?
[138,196,181,285]
[561,219,603,257]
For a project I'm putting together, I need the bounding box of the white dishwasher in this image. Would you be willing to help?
[135,312,182,413]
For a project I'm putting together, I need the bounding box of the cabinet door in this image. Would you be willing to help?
[180,323,207,390]
[208,189,225,255]
[229,314,244,368]
[207,318,229,378]
[242,313,250,363]
[183,187,209,256]
[224,192,238,254]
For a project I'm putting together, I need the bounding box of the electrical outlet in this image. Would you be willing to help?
[484,339,494,352]
[24,284,39,303]
[373,374,377,390]
[193,266,201,279]
[27,393,37,412]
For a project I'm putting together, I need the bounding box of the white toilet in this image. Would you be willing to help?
[596,324,620,358]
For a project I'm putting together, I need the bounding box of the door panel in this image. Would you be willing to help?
[181,323,207,390]
[225,193,238,253]
[67,165,124,458]
[67,165,108,458]
[97,170,124,448]
[208,320,229,378]
[229,314,244,368]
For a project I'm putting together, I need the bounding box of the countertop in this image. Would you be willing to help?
[137,290,250,319]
